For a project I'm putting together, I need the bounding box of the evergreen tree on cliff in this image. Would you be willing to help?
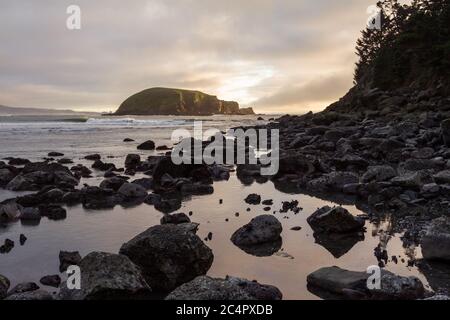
[354,0,450,90]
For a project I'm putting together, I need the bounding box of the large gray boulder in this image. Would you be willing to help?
[307,206,365,234]
[60,252,151,300]
[119,223,213,292]
[421,217,450,262]
[307,266,425,300]
[231,215,282,247]
[166,276,282,300]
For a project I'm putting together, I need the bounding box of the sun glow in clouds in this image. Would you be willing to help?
[215,62,275,106]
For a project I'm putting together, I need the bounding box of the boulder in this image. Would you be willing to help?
[0,274,10,299]
[125,154,141,169]
[99,177,127,191]
[137,140,156,150]
[442,118,450,147]
[19,207,41,221]
[117,183,147,198]
[7,282,40,296]
[166,276,282,300]
[421,217,450,262]
[48,152,64,157]
[119,223,213,292]
[131,177,153,190]
[0,202,22,221]
[244,193,261,205]
[307,266,425,300]
[391,171,431,189]
[152,156,211,186]
[60,252,151,300]
[40,205,67,220]
[40,275,61,288]
[0,168,16,186]
[5,290,53,301]
[307,206,365,234]
[84,154,101,161]
[433,170,450,184]
[362,165,397,183]
[92,159,117,172]
[59,251,82,272]
[160,213,191,225]
[231,215,282,247]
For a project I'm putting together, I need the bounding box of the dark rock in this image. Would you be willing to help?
[180,183,214,195]
[362,165,397,183]
[119,223,213,292]
[123,138,135,142]
[7,282,39,296]
[60,252,151,300]
[307,266,425,300]
[117,183,147,198]
[0,274,10,299]
[137,140,156,150]
[442,118,450,147]
[307,206,365,233]
[0,238,14,254]
[125,154,141,169]
[19,207,41,221]
[92,159,117,172]
[59,251,82,272]
[154,198,182,214]
[244,193,261,205]
[421,217,450,262]
[392,171,432,190]
[5,290,53,301]
[0,167,16,187]
[0,202,22,221]
[99,177,127,191]
[226,276,282,300]
[40,275,61,288]
[231,215,282,247]
[160,213,191,225]
[152,156,211,186]
[58,158,73,164]
[166,276,282,300]
[262,199,273,206]
[131,178,153,190]
[8,158,31,166]
[433,170,450,184]
[144,193,162,205]
[84,154,101,161]
[40,205,67,220]
[19,234,27,245]
[48,152,64,157]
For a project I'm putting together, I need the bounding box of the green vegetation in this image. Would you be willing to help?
[355,0,450,91]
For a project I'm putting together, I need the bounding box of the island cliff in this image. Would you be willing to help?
[114,87,254,116]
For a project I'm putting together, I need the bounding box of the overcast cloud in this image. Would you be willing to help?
[0,0,379,113]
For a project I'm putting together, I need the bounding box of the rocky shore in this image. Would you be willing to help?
[1,88,449,300]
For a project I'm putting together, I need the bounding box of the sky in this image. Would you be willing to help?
[0,0,380,114]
